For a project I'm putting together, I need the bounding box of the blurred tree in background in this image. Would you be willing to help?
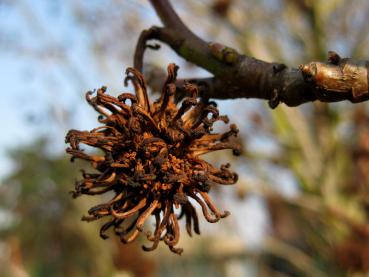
[1,0,369,276]
[0,139,115,276]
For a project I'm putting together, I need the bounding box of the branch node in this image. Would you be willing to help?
[268,89,280,109]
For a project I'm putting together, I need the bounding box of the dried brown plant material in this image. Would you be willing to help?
[65,64,240,254]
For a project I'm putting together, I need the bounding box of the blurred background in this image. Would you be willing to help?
[1,0,369,276]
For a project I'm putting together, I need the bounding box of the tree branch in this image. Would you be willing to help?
[135,0,369,108]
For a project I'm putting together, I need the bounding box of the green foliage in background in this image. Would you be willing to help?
[0,139,115,277]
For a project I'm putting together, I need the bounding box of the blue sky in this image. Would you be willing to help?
[0,1,145,178]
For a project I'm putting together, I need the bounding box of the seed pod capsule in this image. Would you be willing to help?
[65,64,240,254]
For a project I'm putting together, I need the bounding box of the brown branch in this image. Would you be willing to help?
[135,0,369,108]
[149,0,192,36]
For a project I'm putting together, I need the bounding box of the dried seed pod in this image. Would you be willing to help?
[65,63,240,254]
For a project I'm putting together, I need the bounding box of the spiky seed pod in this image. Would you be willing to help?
[65,63,240,254]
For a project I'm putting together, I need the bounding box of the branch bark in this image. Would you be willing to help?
[135,0,369,108]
